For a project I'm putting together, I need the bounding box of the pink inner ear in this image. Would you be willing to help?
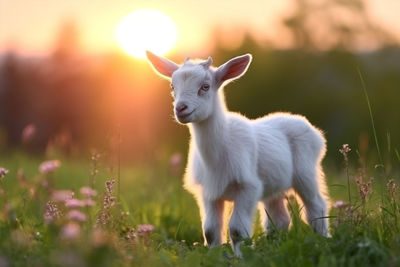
[222,57,250,81]
[154,61,176,77]
[147,51,179,78]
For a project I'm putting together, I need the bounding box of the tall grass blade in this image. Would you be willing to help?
[395,149,400,164]
[264,208,278,233]
[357,68,383,166]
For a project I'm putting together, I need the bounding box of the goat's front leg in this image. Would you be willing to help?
[203,198,224,247]
[229,184,259,257]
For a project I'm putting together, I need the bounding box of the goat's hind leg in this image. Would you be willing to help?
[261,196,290,234]
[301,191,329,236]
[293,167,329,237]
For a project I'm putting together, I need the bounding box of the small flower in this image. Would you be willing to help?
[39,160,61,174]
[96,179,115,227]
[67,210,87,222]
[51,190,74,202]
[91,152,100,161]
[126,228,137,241]
[65,198,85,208]
[60,223,81,240]
[339,144,351,163]
[170,152,183,174]
[44,201,62,224]
[21,123,36,143]
[0,167,9,180]
[333,200,345,208]
[105,180,115,195]
[339,144,351,155]
[80,186,97,198]
[137,224,155,234]
[355,169,373,203]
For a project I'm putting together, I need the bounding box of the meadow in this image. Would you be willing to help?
[0,140,399,266]
[1,44,400,267]
[1,0,400,265]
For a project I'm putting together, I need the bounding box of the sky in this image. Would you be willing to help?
[1,0,399,57]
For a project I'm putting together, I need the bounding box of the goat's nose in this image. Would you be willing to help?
[175,102,188,114]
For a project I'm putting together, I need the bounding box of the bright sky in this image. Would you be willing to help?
[1,0,399,56]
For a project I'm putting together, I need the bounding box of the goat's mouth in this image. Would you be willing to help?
[176,109,195,123]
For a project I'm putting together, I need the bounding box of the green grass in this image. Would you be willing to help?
[0,150,399,267]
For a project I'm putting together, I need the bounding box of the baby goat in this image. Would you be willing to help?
[146,51,330,257]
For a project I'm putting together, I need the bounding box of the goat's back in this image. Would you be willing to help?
[250,112,326,197]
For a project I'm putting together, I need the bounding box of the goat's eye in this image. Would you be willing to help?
[201,84,210,91]
[198,84,210,96]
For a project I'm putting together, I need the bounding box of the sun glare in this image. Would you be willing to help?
[115,9,178,59]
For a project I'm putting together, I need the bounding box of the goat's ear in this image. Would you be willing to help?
[146,51,179,79]
[215,54,252,87]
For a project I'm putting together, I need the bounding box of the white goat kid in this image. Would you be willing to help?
[146,51,330,257]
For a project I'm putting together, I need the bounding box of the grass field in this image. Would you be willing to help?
[0,148,399,267]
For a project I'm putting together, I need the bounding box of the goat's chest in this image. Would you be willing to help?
[193,148,255,200]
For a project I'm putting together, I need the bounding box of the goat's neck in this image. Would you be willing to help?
[189,94,227,162]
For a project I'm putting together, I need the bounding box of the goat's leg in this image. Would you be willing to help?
[229,185,259,257]
[203,198,225,247]
[293,165,329,237]
[299,192,329,237]
[262,196,290,234]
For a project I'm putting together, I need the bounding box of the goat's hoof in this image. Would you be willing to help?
[204,229,214,245]
[233,242,243,259]
[229,228,242,243]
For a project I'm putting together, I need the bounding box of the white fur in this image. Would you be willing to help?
[146,51,330,257]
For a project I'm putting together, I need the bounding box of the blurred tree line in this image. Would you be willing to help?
[0,0,399,167]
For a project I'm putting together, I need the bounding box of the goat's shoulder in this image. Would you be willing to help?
[226,112,252,129]
[225,112,255,140]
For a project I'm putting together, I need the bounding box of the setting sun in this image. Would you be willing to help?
[115,9,178,59]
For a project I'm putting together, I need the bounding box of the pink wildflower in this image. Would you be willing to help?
[60,223,81,240]
[137,224,155,233]
[0,167,9,180]
[80,186,97,198]
[21,123,36,143]
[39,160,61,174]
[170,153,182,174]
[137,224,154,245]
[51,190,74,202]
[333,200,345,208]
[170,153,182,167]
[44,201,62,224]
[65,198,85,208]
[67,210,87,222]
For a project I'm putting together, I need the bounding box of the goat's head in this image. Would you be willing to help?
[146,51,252,124]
